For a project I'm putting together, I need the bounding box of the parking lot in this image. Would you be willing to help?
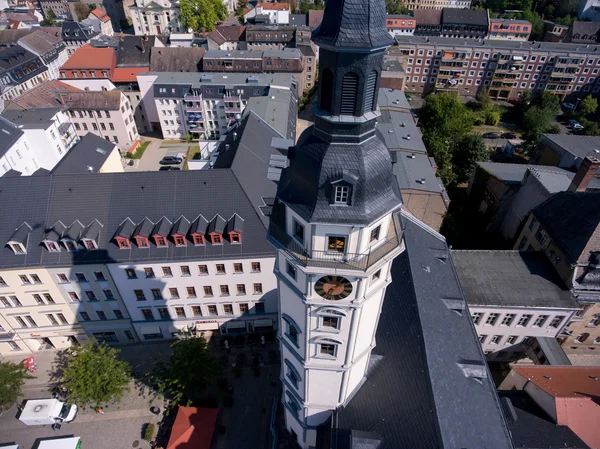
[124,140,191,172]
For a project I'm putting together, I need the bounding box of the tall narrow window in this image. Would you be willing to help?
[340,72,359,115]
[364,70,377,112]
[320,68,333,112]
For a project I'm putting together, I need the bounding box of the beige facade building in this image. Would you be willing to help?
[130,0,180,36]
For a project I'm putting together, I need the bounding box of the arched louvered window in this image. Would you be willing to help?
[320,68,333,112]
[340,72,359,115]
[364,70,378,113]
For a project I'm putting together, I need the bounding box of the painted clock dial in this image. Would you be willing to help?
[315,276,353,300]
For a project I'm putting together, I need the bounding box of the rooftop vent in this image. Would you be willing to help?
[96,148,107,155]
[457,360,487,383]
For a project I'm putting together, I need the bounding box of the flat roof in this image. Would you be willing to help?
[452,250,579,308]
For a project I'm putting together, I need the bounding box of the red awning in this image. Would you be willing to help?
[167,406,218,449]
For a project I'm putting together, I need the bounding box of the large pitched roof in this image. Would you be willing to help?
[18,28,62,54]
[150,47,205,72]
[59,90,121,110]
[167,407,218,449]
[307,9,324,28]
[331,211,513,448]
[1,107,60,129]
[60,44,114,70]
[50,133,117,175]
[414,9,442,25]
[0,171,274,269]
[442,8,488,26]
[7,80,79,109]
[89,8,110,23]
[0,116,24,158]
[452,250,578,309]
[533,191,600,263]
[511,366,600,398]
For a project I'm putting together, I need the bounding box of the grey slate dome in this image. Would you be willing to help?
[312,0,394,50]
[277,128,401,225]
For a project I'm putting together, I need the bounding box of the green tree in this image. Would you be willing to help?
[150,337,220,406]
[0,361,33,411]
[484,109,501,126]
[581,95,598,117]
[452,135,488,184]
[60,343,131,409]
[385,0,412,15]
[522,106,554,142]
[519,10,544,40]
[535,91,561,115]
[179,0,227,32]
[74,2,92,21]
[580,118,600,135]
[40,8,57,26]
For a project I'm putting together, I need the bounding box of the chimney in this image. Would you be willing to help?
[568,156,600,192]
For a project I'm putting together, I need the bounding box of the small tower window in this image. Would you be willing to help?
[320,68,333,112]
[364,70,378,112]
[340,72,359,115]
[334,185,350,204]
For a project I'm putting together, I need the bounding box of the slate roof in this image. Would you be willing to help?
[0,116,24,158]
[116,36,158,67]
[1,107,60,129]
[452,250,578,308]
[0,29,32,45]
[377,88,411,111]
[477,162,535,184]
[0,171,274,269]
[377,109,426,153]
[150,47,204,72]
[498,391,590,449]
[414,9,442,25]
[59,91,121,110]
[570,21,600,41]
[312,0,393,49]
[289,14,307,26]
[442,8,488,26]
[61,21,98,42]
[50,133,117,175]
[7,80,79,110]
[392,151,444,194]
[331,211,513,449]
[539,133,600,162]
[243,86,297,139]
[532,191,600,264]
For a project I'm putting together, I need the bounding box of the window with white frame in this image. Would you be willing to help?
[491,335,502,344]
[517,314,532,326]
[548,315,565,328]
[485,313,499,325]
[284,359,301,389]
[506,335,518,344]
[282,314,301,348]
[479,334,487,343]
[334,185,350,204]
[533,315,548,327]
[501,314,515,326]
[472,312,483,325]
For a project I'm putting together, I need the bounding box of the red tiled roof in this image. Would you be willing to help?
[308,9,324,28]
[60,44,115,70]
[512,366,600,398]
[256,2,289,10]
[90,8,111,23]
[111,67,148,82]
[166,406,218,449]
[9,80,81,109]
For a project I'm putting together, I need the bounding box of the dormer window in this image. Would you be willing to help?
[155,236,167,247]
[174,235,186,246]
[116,237,131,249]
[45,241,60,252]
[192,234,205,245]
[8,222,31,255]
[334,185,350,204]
[207,214,226,245]
[230,232,241,243]
[227,213,244,244]
[211,234,222,244]
[170,216,190,248]
[152,217,172,248]
[136,236,149,247]
[63,240,77,251]
[10,243,25,254]
[83,239,97,250]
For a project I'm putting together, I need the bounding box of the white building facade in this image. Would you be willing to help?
[0,118,40,177]
[130,0,180,36]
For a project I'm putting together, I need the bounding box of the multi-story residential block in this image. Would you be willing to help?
[18,29,68,80]
[564,21,600,44]
[137,72,295,140]
[440,8,488,39]
[413,9,442,36]
[66,0,130,27]
[39,0,71,20]
[62,90,139,152]
[513,190,600,352]
[453,250,579,362]
[61,21,98,56]
[86,8,114,36]
[129,0,180,36]
[395,36,600,99]
[50,132,123,174]
[403,0,471,9]
[243,3,290,25]
[8,79,81,110]
[1,107,77,171]
[58,43,116,91]
[245,25,296,50]
[0,116,38,176]
[386,14,416,37]
[202,48,310,93]
[488,18,532,41]
[0,45,49,101]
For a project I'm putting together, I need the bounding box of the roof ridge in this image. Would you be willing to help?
[400,207,445,242]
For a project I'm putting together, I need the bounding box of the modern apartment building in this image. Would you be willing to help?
[395,36,600,99]
[401,0,471,10]
[61,90,139,152]
[129,0,180,36]
[0,116,39,177]
[453,250,579,362]
[137,72,295,140]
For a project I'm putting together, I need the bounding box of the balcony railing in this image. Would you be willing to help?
[184,94,203,102]
[185,103,204,112]
[0,331,16,341]
[268,217,403,271]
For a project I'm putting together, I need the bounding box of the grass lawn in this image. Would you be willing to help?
[126,141,150,159]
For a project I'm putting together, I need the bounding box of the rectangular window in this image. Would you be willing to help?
[80,312,91,321]
[151,288,162,299]
[134,289,146,301]
[548,315,565,328]
[33,294,44,305]
[533,315,549,327]
[141,308,154,320]
[204,286,213,297]
[162,267,172,277]
[85,291,97,301]
[479,334,487,343]
[253,283,263,294]
[68,292,80,302]
[323,316,339,329]
[0,276,5,285]
[239,303,248,313]
[125,268,137,279]
[293,219,304,243]
[180,266,191,276]
[517,314,532,327]
[327,236,346,253]
[47,314,58,325]
[75,272,87,282]
[94,271,106,281]
[144,268,155,278]
[370,226,381,242]
[191,306,202,316]
[287,262,296,280]
[174,307,186,318]
[235,283,246,295]
[208,305,218,316]
[186,287,197,298]
[174,235,186,246]
[19,275,30,284]
[97,311,107,320]
[220,285,230,296]
[501,314,515,326]
[25,316,37,327]
[216,264,226,274]
[251,262,261,272]
[485,313,499,325]
[198,265,208,275]
[535,228,549,246]
[334,185,349,204]
[491,335,502,344]
[255,302,265,314]
[104,289,115,300]
[507,335,518,344]
[43,294,55,304]
[30,274,42,283]
[157,308,169,319]
[472,312,483,325]
[169,288,180,299]
[320,344,336,357]
[234,263,243,273]
[113,309,124,319]
[223,304,233,314]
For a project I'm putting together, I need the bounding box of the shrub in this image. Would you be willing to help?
[484,110,501,126]
[143,423,155,441]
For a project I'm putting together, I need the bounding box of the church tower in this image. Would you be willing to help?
[267,0,404,446]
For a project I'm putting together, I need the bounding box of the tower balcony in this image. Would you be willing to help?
[268,217,403,272]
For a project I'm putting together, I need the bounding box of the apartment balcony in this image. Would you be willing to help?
[223,94,242,102]
[441,51,468,61]
[184,93,203,102]
[494,64,523,74]
[225,105,242,114]
[268,216,403,272]
[554,59,584,68]
[549,76,575,84]
[0,331,17,342]
[439,61,468,68]
[492,72,519,80]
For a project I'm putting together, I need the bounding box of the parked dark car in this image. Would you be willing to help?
[159,156,183,165]
[501,132,517,139]
[159,166,181,171]
[482,132,500,139]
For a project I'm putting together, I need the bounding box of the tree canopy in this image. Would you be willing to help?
[40,8,58,26]
[581,95,598,117]
[150,337,221,406]
[60,343,131,409]
[385,0,412,15]
[73,2,93,21]
[0,361,33,411]
[452,135,488,184]
[179,0,227,32]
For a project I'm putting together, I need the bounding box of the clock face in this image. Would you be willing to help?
[315,276,353,300]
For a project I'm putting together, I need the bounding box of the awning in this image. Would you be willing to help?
[194,321,219,330]
[169,324,188,333]
[227,321,246,329]
[254,319,273,327]
[140,326,161,335]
